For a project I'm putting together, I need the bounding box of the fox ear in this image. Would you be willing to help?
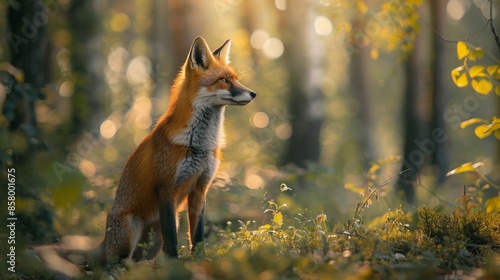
[188,37,214,70]
[212,39,231,64]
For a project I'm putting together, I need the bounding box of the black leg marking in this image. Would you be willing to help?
[159,203,178,258]
[192,205,205,249]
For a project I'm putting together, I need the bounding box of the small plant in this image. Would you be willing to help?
[418,186,500,269]
[136,228,157,260]
[447,161,500,210]
[22,174,500,279]
[263,183,291,230]
[345,158,403,235]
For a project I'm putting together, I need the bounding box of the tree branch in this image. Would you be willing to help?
[490,0,500,53]
[420,17,489,44]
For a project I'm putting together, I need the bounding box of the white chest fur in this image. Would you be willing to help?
[171,104,225,186]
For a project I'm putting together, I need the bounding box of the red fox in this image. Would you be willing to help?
[101,37,256,262]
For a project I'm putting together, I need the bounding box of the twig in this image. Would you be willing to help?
[335,231,361,237]
[489,0,500,54]
[421,2,500,62]
[475,170,500,190]
[420,17,490,44]
[417,184,455,208]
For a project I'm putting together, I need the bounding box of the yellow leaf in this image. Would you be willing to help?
[370,48,379,60]
[471,79,493,94]
[468,65,486,78]
[460,118,486,129]
[474,124,492,139]
[368,163,380,174]
[495,130,500,140]
[357,1,368,14]
[446,162,483,176]
[496,85,500,96]
[483,119,500,134]
[469,47,484,61]
[487,65,499,75]
[457,41,469,60]
[485,194,500,212]
[382,3,393,11]
[451,66,468,88]
[273,212,283,227]
[259,224,271,231]
[344,183,366,194]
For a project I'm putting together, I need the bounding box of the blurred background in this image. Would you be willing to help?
[0,0,499,251]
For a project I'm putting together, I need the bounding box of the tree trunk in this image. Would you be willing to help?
[150,0,169,99]
[167,0,205,70]
[397,45,424,205]
[68,0,103,131]
[349,17,376,164]
[282,0,324,168]
[7,1,54,243]
[429,0,448,183]
[7,1,47,134]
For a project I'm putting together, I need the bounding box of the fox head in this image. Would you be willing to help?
[183,37,257,106]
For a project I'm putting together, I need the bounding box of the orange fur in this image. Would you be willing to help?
[99,37,256,262]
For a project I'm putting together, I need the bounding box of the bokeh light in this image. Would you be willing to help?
[134,96,152,113]
[275,123,292,140]
[447,0,467,21]
[228,203,240,214]
[79,159,96,178]
[314,15,333,36]
[107,47,129,72]
[59,81,74,97]
[110,13,130,32]
[252,112,269,128]
[127,56,152,86]
[134,113,152,130]
[262,37,284,59]
[245,173,264,189]
[250,29,270,50]
[275,0,286,11]
[100,119,117,139]
[103,146,118,162]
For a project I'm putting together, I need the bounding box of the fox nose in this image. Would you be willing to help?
[250,91,257,99]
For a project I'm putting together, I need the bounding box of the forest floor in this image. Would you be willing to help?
[11,183,500,280]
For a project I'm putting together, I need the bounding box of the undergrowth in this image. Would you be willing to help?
[16,165,500,279]
[92,181,500,280]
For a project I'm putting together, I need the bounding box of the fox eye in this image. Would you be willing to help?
[218,77,228,83]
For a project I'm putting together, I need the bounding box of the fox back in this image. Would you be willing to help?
[102,37,256,262]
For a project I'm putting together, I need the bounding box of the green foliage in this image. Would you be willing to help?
[418,192,500,269]
[0,64,56,246]
[80,183,498,279]
[324,0,423,59]
[10,161,500,279]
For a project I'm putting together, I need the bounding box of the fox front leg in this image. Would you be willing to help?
[159,201,178,258]
[187,187,207,256]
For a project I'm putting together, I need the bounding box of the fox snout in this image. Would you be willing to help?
[227,80,257,105]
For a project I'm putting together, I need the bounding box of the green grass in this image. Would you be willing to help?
[78,183,499,280]
[9,164,500,279]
